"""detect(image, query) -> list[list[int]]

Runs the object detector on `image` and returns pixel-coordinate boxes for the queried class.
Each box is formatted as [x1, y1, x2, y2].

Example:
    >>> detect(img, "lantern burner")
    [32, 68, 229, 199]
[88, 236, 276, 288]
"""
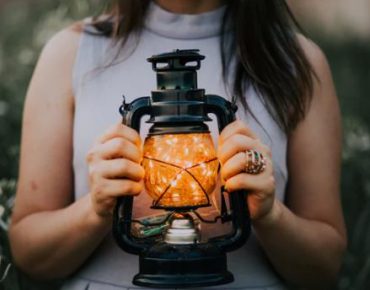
[164, 213, 200, 245]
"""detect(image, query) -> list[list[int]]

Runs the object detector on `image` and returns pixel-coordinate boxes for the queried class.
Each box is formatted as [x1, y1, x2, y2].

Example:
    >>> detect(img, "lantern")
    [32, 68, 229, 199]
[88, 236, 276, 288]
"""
[113, 49, 251, 288]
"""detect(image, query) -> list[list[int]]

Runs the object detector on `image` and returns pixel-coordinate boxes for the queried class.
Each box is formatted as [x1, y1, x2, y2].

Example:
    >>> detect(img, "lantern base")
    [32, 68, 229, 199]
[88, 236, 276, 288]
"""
[134, 273, 233, 289]
[133, 243, 233, 288]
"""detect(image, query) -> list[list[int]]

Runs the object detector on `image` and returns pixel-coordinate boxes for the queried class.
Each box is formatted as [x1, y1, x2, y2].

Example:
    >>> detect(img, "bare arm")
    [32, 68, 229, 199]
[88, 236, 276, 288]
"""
[219, 37, 346, 288]
[9, 26, 143, 279]
[253, 39, 346, 288]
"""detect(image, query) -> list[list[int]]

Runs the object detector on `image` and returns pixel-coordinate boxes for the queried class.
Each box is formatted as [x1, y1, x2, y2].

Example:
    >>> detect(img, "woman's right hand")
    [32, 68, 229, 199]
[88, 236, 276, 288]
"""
[86, 123, 145, 218]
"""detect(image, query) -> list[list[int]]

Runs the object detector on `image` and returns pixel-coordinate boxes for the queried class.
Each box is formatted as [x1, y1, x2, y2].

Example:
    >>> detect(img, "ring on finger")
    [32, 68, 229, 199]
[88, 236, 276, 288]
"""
[244, 149, 266, 175]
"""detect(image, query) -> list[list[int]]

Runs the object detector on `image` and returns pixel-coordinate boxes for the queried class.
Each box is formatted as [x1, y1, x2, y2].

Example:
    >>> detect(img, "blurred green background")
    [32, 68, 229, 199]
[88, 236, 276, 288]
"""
[0, 0, 369, 289]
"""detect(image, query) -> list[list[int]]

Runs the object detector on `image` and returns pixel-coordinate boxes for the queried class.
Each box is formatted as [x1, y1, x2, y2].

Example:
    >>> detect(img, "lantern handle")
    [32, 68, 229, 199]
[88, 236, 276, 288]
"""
[205, 94, 251, 252]
[113, 96, 152, 255]
[204, 94, 237, 131]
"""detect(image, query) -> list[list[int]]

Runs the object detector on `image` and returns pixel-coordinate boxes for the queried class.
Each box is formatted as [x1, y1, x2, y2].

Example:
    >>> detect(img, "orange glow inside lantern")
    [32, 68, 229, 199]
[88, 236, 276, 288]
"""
[112, 50, 251, 289]
[142, 133, 219, 209]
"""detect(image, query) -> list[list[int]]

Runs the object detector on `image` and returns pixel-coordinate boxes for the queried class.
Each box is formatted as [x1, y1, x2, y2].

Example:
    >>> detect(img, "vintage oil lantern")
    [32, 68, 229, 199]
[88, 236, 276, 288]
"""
[113, 49, 251, 288]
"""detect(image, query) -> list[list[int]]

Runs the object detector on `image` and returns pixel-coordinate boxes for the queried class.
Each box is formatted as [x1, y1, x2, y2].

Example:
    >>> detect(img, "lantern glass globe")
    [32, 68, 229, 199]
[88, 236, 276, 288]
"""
[142, 133, 219, 209]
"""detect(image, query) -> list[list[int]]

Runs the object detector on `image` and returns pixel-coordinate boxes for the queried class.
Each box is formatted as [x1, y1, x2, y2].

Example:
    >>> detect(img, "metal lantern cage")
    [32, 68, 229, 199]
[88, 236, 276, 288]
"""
[113, 49, 251, 288]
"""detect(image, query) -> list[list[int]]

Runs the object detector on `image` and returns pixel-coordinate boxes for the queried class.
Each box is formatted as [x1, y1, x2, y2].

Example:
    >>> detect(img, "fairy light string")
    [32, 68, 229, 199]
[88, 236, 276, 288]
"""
[142, 133, 219, 208]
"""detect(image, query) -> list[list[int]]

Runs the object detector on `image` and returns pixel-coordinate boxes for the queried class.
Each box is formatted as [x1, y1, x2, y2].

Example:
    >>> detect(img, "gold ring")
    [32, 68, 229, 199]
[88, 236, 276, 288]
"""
[244, 149, 266, 174]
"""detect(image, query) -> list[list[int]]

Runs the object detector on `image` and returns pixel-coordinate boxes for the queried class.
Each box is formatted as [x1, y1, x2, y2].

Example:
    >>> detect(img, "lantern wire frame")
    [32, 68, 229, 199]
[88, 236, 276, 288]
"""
[142, 133, 220, 209]
[126, 132, 234, 232]
[143, 156, 218, 208]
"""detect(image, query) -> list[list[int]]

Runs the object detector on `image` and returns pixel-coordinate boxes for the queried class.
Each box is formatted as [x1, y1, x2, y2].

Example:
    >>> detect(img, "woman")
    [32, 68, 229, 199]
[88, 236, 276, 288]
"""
[9, 0, 347, 289]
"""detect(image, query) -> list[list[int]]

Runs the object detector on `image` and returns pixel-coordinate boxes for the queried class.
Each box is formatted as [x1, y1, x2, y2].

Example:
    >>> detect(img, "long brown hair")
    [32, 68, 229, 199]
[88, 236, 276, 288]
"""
[91, 0, 314, 133]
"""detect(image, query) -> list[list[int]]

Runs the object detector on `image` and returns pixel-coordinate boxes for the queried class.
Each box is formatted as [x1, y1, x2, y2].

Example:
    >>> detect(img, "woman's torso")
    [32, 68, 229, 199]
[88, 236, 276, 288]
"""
[64, 3, 289, 290]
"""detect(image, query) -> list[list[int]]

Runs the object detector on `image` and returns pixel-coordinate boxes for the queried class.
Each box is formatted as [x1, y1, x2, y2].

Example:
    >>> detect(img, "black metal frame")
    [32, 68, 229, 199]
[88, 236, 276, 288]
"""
[112, 49, 251, 288]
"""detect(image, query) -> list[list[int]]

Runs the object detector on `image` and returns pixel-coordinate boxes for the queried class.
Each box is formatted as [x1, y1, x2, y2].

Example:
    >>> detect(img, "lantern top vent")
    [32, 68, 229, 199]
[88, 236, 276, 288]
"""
[147, 49, 205, 72]
[147, 49, 205, 91]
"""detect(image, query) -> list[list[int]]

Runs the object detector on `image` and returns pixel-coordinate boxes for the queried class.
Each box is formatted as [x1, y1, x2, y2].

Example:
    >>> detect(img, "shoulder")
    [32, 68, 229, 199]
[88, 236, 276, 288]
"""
[29, 22, 85, 103]
[48, 22, 83, 45]
[291, 34, 340, 134]
[296, 34, 332, 84]
[24, 22, 86, 113]
[296, 34, 324, 61]
[38, 22, 83, 71]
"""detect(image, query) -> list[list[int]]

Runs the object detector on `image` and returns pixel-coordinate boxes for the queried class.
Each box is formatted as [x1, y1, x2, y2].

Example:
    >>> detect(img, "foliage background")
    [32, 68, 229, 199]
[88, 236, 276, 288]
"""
[0, 0, 369, 289]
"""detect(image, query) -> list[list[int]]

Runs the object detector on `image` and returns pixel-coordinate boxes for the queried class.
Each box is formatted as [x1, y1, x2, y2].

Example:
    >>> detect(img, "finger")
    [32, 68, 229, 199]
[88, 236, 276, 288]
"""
[98, 123, 141, 147]
[222, 152, 273, 181]
[225, 173, 275, 194]
[99, 137, 142, 162]
[219, 120, 258, 145]
[221, 152, 246, 180]
[218, 134, 258, 165]
[98, 159, 145, 181]
[93, 179, 143, 198]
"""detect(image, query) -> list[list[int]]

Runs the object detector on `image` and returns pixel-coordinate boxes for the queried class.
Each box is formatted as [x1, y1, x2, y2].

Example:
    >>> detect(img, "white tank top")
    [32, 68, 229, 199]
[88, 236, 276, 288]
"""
[66, 2, 289, 290]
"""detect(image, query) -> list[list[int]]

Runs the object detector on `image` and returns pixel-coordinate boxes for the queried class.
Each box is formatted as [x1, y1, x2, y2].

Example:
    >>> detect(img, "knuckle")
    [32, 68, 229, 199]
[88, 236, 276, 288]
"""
[133, 182, 143, 195]
[267, 175, 275, 190]
[131, 129, 141, 141]
[103, 198, 115, 209]
[217, 147, 225, 163]
[237, 151, 246, 161]
[88, 164, 98, 177]
[88, 162, 104, 180]
[92, 182, 105, 197]
[94, 197, 115, 217]
[233, 176, 243, 189]
[231, 183, 239, 193]
[113, 138, 126, 152]
[232, 134, 256, 151]
[121, 181, 140, 195]
[250, 138, 259, 149]
[234, 134, 244, 146]
[235, 120, 245, 129]
[131, 146, 143, 163]
[220, 168, 228, 181]
[125, 126, 141, 144]
[239, 176, 248, 188]
[119, 159, 128, 173]
[91, 193, 98, 203]
[102, 123, 126, 139]
[138, 166, 145, 179]
[94, 194, 104, 205]
[114, 123, 124, 132]
[230, 134, 245, 150]
[121, 181, 131, 194]
[262, 144, 272, 157]
[86, 149, 97, 163]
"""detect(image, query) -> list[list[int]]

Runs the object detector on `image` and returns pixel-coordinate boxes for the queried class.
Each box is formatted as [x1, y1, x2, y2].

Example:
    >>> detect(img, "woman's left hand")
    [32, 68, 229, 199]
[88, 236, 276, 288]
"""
[218, 120, 276, 221]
